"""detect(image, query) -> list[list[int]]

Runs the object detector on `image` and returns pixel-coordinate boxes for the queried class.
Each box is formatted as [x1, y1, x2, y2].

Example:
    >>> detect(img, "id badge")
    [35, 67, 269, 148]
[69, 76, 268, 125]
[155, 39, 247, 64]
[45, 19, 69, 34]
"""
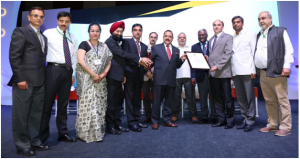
[94, 59, 101, 65]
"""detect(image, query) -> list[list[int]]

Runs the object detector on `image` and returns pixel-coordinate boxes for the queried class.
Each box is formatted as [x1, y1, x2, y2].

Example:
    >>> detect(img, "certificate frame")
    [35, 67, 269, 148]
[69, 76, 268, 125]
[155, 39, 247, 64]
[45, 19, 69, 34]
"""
[185, 51, 210, 70]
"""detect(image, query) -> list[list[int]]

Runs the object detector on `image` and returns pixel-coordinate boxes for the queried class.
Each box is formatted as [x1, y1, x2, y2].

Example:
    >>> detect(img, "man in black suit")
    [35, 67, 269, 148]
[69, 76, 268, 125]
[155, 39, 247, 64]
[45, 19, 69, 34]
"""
[123, 24, 149, 132]
[8, 7, 50, 156]
[150, 30, 187, 130]
[105, 21, 152, 134]
[191, 29, 217, 124]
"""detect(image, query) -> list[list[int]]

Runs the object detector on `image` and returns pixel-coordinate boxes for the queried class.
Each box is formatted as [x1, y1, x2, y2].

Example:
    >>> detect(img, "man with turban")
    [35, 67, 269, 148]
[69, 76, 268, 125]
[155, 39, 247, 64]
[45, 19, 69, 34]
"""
[105, 21, 152, 134]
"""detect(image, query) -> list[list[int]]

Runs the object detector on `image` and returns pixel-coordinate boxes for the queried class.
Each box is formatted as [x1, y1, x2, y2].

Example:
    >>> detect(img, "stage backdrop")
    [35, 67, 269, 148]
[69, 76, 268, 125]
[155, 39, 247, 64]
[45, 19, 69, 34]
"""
[69, 1, 298, 99]
[1, 1, 298, 105]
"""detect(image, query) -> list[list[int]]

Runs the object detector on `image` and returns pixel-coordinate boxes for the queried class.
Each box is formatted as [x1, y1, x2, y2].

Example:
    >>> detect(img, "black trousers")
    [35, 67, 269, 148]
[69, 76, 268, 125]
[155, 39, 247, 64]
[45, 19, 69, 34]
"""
[12, 86, 44, 151]
[151, 85, 174, 124]
[209, 77, 235, 124]
[172, 78, 197, 117]
[106, 78, 123, 128]
[142, 79, 153, 118]
[233, 75, 256, 125]
[124, 71, 143, 127]
[40, 65, 72, 142]
[197, 73, 216, 119]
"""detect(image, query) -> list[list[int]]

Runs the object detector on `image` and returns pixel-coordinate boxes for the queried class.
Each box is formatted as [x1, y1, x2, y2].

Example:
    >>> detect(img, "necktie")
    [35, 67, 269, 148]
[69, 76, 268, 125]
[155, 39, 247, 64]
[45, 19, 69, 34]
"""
[136, 41, 140, 55]
[166, 45, 171, 60]
[202, 43, 206, 55]
[212, 35, 218, 50]
[37, 31, 44, 53]
[63, 31, 72, 70]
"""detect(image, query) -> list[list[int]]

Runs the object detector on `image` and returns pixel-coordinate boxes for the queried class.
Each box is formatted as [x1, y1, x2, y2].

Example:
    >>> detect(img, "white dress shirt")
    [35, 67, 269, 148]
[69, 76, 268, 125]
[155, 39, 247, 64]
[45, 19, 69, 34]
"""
[176, 45, 191, 78]
[44, 26, 78, 76]
[231, 30, 256, 76]
[255, 25, 294, 69]
[164, 43, 173, 55]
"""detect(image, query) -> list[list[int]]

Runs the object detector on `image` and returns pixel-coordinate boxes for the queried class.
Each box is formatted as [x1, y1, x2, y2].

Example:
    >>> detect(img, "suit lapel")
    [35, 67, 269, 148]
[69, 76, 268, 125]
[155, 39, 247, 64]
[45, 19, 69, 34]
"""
[212, 32, 224, 51]
[170, 45, 177, 61]
[131, 38, 139, 56]
[160, 43, 169, 60]
[27, 25, 43, 53]
[235, 32, 247, 49]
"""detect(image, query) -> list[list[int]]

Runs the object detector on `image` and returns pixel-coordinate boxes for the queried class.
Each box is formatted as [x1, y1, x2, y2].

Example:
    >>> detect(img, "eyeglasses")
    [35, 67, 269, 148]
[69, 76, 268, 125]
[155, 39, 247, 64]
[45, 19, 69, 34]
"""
[30, 14, 45, 20]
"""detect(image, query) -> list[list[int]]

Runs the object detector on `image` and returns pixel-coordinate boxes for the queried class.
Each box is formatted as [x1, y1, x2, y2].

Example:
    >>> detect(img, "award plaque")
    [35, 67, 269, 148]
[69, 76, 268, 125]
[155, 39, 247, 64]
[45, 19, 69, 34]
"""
[185, 51, 210, 70]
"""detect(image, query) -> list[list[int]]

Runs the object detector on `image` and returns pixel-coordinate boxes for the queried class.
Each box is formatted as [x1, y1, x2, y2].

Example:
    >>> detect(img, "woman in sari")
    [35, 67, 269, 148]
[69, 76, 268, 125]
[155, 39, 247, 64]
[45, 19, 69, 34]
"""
[76, 23, 112, 143]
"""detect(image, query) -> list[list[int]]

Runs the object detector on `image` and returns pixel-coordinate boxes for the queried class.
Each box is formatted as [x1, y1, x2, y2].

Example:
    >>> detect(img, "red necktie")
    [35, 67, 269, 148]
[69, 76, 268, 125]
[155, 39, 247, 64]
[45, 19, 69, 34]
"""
[166, 45, 171, 60]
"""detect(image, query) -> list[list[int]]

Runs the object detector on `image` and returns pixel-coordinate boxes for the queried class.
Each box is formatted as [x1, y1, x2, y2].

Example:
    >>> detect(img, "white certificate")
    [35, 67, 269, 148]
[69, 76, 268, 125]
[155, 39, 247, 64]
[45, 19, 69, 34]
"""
[186, 52, 210, 70]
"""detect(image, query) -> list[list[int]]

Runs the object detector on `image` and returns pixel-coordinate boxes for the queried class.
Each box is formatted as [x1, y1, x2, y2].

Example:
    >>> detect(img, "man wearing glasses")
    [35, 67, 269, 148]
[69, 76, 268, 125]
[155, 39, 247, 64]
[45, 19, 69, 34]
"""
[8, 6, 50, 156]
[39, 11, 78, 143]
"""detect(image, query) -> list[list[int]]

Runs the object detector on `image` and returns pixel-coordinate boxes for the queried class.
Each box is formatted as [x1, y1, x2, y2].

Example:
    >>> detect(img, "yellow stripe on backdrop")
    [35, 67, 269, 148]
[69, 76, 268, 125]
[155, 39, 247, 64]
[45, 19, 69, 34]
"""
[139, 1, 226, 16]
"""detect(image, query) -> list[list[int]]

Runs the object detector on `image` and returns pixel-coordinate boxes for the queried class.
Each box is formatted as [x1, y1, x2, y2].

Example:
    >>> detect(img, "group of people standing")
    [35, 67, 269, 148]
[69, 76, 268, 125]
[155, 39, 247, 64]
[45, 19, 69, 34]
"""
[8, 6, 293, 157]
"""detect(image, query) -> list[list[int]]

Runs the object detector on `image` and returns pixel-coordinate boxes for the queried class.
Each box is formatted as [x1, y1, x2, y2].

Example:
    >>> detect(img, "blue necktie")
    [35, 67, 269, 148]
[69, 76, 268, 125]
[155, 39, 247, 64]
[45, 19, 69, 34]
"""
[212, 35, 217, 50]
[202, 43, 206, 55]
[63, 31, 72, 70]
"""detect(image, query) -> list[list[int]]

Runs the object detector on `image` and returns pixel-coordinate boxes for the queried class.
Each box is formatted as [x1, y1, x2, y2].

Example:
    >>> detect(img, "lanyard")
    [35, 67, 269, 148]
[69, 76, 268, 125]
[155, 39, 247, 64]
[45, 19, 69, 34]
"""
[56, 28, 73, 44]
[262, 32, 268, 38]
[89, 40, 99, 56]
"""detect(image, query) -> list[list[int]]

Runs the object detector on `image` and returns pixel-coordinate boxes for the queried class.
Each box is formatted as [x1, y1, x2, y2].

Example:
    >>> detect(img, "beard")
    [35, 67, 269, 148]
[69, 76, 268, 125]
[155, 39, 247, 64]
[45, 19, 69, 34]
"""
[259, 23, 266, 29]
[112, 33, 123, 41]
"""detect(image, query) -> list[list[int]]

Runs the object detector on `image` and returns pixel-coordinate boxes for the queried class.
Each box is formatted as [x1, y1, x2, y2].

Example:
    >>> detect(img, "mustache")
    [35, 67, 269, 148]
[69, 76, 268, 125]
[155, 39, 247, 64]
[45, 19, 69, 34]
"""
[61, 25, 66, 27]
[165, 39, 170, 41]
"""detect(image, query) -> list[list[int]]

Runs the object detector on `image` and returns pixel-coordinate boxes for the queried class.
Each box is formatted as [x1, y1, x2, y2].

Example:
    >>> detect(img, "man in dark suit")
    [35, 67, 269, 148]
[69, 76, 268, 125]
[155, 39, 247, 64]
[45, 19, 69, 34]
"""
[8, 7, 50, 156]
[105, 21, 152, 134]
[191, 29, 217, 124]
[150, 30, 187, 130]
[123, 23, 149, 132]
[208, 20, 234, 129]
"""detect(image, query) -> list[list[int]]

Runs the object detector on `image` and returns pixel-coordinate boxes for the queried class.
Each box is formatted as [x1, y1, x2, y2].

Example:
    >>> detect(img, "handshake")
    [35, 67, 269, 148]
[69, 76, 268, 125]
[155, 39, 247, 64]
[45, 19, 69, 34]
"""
[139, 57, 153, 67]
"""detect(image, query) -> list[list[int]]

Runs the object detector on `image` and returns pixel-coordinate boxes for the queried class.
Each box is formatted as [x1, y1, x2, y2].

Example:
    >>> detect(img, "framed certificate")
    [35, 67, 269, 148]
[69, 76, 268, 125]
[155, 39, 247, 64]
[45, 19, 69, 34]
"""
[185, 51, 210, 70]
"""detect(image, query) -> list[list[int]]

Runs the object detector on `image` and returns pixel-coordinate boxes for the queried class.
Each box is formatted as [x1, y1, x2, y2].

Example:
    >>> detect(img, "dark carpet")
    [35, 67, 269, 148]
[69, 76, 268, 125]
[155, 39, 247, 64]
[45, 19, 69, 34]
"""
[1, 100, 298, 158]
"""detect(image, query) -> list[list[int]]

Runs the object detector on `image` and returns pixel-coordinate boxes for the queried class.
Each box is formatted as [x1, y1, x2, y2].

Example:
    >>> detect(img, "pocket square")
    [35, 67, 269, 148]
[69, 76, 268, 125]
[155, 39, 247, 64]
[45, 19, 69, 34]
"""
[175, 53, 179, 55]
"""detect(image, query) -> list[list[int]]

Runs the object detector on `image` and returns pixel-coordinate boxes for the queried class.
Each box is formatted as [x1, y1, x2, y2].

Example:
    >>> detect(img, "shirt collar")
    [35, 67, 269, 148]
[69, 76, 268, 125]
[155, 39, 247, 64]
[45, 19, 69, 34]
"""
[200, 40, 208, 45]
[133, 37, 140, 43]
[30, 24, 39, 33]
[260, 24, 274, 34]
[164, 43, 172, 48]
[234, 29, 245, 37]
[56, 26, 68, 34]
[177, 45, 188, 48]
[215, 31, 223, 37]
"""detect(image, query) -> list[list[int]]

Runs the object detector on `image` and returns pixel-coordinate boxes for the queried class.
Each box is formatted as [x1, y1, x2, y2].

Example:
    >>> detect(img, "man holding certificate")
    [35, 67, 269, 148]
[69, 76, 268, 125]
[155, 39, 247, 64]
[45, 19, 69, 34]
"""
[150, 30, 187, 130]
[208, 20, 235, 129]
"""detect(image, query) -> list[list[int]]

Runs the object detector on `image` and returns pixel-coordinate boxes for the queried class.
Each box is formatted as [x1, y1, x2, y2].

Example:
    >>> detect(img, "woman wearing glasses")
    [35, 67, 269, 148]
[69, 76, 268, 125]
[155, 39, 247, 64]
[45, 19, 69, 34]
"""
[76, 22, 112, 143]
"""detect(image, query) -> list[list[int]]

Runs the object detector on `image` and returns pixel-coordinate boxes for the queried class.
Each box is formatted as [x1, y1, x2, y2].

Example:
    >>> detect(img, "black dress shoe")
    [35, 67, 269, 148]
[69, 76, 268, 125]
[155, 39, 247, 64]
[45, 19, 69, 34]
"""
[212, 123, 225, 127]
[58, 134, 77, 142]
[224, 124, 235, 129]
[32, 144, 50, 151]
[211, 118, 218, 124]
[199, 119, 209, 124]
[106, 127, 121, 135]
[129, 125, 142, 132]
[115, 126, 129, 132]
[17, 148, 36, 156]
[138, 123, 148, 128]
[236, 123, 246, 129]
[244, 125, 254, 132]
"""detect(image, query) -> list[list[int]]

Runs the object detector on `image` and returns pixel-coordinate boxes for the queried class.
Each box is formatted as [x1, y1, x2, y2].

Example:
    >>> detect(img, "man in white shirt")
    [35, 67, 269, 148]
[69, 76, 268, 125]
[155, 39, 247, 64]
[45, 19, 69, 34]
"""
[40, 11, 77, 143]
[231, 16, 256, 132]
[255, 11, 294, 136]
[172, 32, 198, 123]
[142, 32, 157, 123]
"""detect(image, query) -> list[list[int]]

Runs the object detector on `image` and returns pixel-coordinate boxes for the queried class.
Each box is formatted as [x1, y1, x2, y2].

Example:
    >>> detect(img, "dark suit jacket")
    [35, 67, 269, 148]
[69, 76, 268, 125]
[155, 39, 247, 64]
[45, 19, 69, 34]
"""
[191, 41, 210, 82]
[150, 43, 183, 87]
[123, 38, 148, 82]
[8, 25, 48, 87]
[105, 36, 140, 82]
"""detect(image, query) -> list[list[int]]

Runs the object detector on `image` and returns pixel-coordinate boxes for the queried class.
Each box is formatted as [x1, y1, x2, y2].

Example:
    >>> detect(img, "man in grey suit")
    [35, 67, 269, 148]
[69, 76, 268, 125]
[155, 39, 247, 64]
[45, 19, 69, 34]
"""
[208, 20, 234, 129]
[8, 7, 50, 156]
